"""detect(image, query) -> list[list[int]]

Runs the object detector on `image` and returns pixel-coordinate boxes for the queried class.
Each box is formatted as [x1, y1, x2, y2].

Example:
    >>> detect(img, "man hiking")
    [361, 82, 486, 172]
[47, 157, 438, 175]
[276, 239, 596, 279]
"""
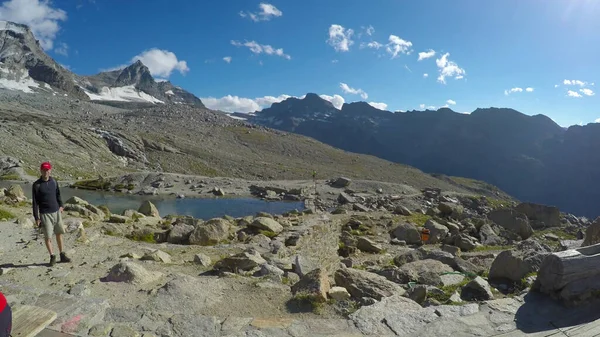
[32, 162, 71, 266]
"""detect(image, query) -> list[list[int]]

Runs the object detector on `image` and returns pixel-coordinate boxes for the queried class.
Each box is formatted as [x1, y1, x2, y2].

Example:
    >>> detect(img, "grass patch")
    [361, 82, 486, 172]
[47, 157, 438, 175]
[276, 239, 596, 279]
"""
[533, 229, 576, 240]
[259, 230, 278, 238]
[127, 232, 157, 243]
[428, 274, 475, 304]
[0, 208, 16, 219]
[0, 174, 20, 181]
[404, 213, 431, 226]
[72, 179, 112, 191]
[291, 292, 326, 315]
[473, 245, 513, 252]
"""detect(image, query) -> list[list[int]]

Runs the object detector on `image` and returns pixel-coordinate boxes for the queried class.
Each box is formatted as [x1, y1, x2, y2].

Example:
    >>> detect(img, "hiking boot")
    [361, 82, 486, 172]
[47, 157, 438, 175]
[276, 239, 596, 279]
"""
[49, 254, 56, 266]
[60, 252, 71, 263]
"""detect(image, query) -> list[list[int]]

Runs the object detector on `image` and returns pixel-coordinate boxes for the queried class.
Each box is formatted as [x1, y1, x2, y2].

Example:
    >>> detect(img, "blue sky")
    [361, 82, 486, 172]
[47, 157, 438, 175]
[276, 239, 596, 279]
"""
[1, 0, 599, 126]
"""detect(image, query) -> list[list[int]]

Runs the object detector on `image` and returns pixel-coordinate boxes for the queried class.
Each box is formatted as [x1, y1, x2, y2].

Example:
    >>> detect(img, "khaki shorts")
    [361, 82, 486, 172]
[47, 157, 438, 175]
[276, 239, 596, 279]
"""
[40, 211, 65, 239]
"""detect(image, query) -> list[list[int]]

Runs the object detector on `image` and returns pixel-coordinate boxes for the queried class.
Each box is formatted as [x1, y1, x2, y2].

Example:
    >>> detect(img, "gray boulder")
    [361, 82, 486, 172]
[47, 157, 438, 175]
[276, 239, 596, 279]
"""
[291, 268, 330, 302]
[424, 219, 449, 244]
[453, 234, 479, 251]
[193, 253, 212, 267]
[248, 217, 284, 234]
[189, 218, 231, 246]
[488, 240, 550, 282]
[515, 202, 560, 229]
[461, 276, 494, 301]
[479, 223, 504, 246]
[582, 217, 600, 247]
[391, 223, 422, 244]
[331, 177, 352, 188]
[214, 249, 266, 273]
[394, 205, 412, 216]
[488, 209, 533, 240]
[334, 267, 405, 301]
[105, 261, 162, 285]
[357, 237, 383, 253]
[138, 200, 160, 217]
[167, 224, 195, 244]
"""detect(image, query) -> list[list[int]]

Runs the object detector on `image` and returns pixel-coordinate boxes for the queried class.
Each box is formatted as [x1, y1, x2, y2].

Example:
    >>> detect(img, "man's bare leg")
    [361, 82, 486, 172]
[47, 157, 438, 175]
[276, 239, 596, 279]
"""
[56, 234, 64, 253]
[45, 238, 54, 255]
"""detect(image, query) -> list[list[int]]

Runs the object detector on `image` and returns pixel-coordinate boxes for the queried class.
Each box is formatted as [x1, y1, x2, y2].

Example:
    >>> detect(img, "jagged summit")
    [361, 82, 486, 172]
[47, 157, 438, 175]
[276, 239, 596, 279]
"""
[77, 60, 204, 107]
[0, 20, 87, 98]
[0, 20, 204, 107]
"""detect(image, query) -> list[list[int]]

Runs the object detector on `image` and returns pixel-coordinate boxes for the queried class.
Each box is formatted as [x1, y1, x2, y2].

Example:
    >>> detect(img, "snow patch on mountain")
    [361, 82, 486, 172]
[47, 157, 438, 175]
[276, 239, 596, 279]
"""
[83, 85, 164, 104]
[0, 21, 27, 35]
[0, 76, 39, 93]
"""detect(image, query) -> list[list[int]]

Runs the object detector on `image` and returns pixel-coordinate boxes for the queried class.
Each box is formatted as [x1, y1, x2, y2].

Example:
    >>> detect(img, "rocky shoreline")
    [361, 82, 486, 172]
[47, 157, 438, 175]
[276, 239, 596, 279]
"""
[1, 178, 599, 336]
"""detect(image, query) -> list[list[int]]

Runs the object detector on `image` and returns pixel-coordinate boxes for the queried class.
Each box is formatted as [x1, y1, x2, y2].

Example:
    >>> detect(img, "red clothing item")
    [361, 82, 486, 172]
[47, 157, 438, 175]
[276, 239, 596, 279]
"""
[0, 292, 6, 313]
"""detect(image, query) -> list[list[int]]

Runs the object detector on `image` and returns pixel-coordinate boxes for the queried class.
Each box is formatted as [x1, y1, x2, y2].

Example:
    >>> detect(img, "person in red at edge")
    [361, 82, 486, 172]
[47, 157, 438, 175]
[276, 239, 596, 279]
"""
[32, 162, 71, 266]
[0, 291, 11, 337]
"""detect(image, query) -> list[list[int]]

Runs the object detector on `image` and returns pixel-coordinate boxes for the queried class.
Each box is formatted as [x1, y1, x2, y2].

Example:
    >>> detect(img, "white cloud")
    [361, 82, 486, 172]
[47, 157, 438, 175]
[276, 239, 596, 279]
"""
[239, 2, 282, 22]
[567, 90, 583, 98]
[526, 87, 534, 92]
[361, 41, 383, 49]
[231, 40, 291, 60]
[563, 79, 588, 87]
[0, 0, 67, 50]
[99, 64, 127, 72]
[223, 56, 232, 63]
[54, 42, 68, 56]
[368, 102, 388, 110]
[201, 94, 293, 113]
[131, 49, 189, 78]
[365, 25, 374, 36]
[340, 82, 368, 99]
[435, 53, 466, 84]
[554, 84, 559, 88]
[331, 59, 339, 63]
[386, 34, 412, 59]
[418, 49, 436, 61]
[446, 99, 456, 105]
[423, 73, 429, 78]
[201, 93, 346, 112]
[419, 104, 425, 109]
[580, 88, 595, 96]
[327, 24, 354, 52]
[595, 118, 600, 123]
[504, 87, 523, 95]
[318, 94, 345, 109]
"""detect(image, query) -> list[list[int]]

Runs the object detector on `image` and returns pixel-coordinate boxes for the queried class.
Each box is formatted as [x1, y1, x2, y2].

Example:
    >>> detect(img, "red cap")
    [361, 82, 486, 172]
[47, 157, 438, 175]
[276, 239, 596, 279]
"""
[40, 162, 52, 171]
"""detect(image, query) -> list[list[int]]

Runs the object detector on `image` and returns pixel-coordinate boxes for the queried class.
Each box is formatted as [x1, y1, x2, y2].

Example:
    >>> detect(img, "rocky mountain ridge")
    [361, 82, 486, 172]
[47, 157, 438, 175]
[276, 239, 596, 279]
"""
[248, 94, 600, 218]
[0, 20, 204, 107]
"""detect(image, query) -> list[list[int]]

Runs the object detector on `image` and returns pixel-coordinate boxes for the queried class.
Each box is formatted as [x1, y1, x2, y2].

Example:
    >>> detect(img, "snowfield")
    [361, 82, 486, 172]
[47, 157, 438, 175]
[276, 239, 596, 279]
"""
[83, 85, 164, 104]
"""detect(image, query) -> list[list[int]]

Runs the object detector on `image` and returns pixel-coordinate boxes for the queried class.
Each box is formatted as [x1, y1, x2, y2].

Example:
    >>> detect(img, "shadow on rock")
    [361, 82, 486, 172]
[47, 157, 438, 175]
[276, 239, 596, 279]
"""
[515, 292, 600, 333]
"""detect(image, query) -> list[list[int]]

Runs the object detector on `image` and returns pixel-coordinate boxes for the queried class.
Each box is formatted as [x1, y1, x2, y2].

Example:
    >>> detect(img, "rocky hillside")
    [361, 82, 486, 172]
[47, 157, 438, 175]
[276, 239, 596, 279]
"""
[249, 94, 600, 218]
[0, 175, 596, 336]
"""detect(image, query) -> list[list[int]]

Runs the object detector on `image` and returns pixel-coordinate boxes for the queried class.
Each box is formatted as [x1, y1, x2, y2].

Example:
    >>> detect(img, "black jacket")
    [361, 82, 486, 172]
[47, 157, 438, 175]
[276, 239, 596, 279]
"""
[32, 177, 63, 221]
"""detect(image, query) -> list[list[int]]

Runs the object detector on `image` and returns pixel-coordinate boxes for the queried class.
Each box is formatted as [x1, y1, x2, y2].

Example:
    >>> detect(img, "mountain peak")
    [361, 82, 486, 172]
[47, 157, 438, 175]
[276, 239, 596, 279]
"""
[115, 61, 154, 87]
[0, 21, 31, 36]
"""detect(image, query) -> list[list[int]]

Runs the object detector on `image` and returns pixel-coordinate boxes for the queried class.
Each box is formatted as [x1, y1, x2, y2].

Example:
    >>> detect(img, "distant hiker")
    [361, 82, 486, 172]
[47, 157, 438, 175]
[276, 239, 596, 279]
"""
[0, 291, 11, 337]
[32, 162, 71, 266]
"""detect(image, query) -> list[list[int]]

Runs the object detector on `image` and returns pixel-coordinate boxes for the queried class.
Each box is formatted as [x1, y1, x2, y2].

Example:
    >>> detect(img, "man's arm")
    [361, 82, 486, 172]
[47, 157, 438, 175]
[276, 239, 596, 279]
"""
[55, 180, 63, 209]
[32, 183, 39, 222]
